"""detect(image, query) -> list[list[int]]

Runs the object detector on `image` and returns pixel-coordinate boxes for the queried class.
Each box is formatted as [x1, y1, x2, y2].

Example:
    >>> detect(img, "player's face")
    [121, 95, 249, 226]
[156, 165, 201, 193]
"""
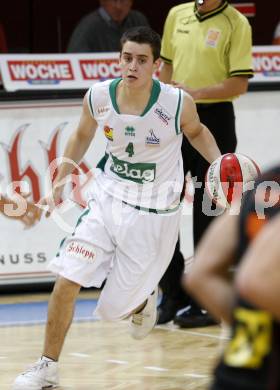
[196, 0, 223, 13]
[120, 41, 160, 88]
[100, 0, 132, 24]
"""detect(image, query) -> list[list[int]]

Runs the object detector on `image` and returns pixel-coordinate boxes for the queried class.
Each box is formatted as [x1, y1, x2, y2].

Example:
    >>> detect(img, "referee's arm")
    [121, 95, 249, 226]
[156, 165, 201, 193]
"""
[158, 60, 173, 84]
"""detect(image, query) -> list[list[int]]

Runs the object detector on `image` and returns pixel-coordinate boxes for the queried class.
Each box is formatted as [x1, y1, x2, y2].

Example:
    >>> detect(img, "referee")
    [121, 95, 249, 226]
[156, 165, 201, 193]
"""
[158, 0, 254, 328]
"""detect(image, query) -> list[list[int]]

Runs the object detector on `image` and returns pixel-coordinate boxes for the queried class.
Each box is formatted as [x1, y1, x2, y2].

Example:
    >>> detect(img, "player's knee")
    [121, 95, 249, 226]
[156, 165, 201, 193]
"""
[96, 301, 126, 321]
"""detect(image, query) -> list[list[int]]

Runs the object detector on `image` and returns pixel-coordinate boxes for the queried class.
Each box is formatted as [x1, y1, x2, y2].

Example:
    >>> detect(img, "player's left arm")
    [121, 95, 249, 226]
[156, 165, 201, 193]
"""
[186, 212, 239, 324]
[180, 93, 221, 163]
[236, 213, 280, 321]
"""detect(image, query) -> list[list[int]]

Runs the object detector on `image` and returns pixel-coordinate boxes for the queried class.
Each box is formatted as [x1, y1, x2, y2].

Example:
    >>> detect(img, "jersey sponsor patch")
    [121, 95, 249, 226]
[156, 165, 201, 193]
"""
[205, 29, 221, 48]
[154, 104, 172, 126]
[110, 154, 156, 183]
[97, 105, 110, 115]
[65, 241, 96, 262]
[146, 129, 160, 146]
[104, 125, 113, 141]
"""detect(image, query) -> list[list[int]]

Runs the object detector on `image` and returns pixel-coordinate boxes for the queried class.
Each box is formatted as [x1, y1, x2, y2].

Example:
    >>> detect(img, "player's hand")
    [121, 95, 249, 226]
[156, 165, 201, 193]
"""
[0, 193, 42, 228]
[21, 193, 43, 228]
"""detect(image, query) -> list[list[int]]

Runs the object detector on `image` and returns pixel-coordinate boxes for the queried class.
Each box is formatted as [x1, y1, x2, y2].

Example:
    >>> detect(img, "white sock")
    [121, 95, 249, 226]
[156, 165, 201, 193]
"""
[41, 355, 57, 363]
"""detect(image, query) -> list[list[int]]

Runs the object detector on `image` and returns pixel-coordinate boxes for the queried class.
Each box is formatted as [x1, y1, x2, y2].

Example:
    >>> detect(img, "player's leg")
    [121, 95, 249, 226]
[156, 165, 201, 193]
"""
[43, 277, 81, 360]
[12, 277, 81, 390]
[13, 194, 115, 389]
[95, 204, 181, 339]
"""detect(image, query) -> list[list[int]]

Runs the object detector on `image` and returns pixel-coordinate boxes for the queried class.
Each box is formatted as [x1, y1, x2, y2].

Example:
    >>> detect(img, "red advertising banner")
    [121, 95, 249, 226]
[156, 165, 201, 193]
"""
[0, 47, 279, 92]
[8, 60, 74, 83]
[79, 58, 121, 80]
[232, 2, 256, 17]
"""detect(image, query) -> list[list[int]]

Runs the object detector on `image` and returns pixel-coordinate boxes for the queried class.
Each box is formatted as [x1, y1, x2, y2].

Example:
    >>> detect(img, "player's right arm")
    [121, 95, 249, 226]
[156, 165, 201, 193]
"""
[40, 93, 98, 217]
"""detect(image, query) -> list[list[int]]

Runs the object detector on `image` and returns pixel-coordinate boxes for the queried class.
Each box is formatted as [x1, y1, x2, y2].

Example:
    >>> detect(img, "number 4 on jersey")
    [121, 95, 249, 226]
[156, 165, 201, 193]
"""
[125, 142, 134, 157]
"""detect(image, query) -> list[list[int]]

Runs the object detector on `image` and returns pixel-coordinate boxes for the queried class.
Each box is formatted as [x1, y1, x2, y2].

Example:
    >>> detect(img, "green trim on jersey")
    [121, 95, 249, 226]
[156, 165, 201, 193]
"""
[109, 78, 161, 116]
[142, 79, 161, 116]
[175, 89, 182, 135]
[109, 78, 122, 113]
[96, 152, 109, 172]
[123, 200, 181, 215]
[87, 87, 94, 117]
[160, 1, 254, 103]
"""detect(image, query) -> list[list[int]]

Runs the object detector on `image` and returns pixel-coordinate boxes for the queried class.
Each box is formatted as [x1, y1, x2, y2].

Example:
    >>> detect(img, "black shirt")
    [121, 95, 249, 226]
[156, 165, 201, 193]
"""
[212, 166, 280, 390]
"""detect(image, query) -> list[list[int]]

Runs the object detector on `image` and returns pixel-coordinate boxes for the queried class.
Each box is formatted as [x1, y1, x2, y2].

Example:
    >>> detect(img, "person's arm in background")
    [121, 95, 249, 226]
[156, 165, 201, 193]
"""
[158, 7, 175, 85]
[186, 212, 238, 324]
[236, 213, 280, 321]
[159, 62, 173, 84]
[180, 93, 221, 163]
[272, 21, 280, 45]
[173, 76, 248, 101]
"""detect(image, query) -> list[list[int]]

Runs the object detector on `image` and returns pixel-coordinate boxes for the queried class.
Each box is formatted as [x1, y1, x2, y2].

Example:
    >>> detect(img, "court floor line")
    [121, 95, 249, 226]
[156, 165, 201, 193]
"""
[157, 325, 229, 340]
[0, 299, 98, 327]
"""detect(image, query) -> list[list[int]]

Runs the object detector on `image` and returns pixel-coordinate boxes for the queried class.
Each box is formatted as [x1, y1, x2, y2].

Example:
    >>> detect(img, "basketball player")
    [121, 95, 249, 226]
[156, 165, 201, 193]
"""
[13, 26, 221, 389]
[185, 166, 280, 389]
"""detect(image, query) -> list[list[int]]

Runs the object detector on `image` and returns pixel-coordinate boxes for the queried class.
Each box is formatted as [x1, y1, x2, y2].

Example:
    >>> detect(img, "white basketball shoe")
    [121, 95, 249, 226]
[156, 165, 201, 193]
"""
[129, 288, 158, 340]
[12, 356, 59, 390]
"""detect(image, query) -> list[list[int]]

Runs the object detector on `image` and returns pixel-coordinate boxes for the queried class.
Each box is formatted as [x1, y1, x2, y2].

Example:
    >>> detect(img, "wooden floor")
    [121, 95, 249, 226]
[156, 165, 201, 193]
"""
[1, 291, 228, 390]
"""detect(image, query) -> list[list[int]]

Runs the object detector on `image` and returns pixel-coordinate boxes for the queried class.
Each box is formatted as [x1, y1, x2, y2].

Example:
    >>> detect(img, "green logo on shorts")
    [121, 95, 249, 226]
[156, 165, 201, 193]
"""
[110, 154, 156, 184]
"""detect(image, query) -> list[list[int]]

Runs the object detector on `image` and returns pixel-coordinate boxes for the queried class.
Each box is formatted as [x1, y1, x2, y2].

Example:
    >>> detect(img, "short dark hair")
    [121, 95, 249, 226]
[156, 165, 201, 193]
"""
[120, 26, 161, 61]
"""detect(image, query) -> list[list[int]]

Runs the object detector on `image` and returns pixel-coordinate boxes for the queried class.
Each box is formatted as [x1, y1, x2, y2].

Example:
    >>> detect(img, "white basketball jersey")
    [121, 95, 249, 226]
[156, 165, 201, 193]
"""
[87, 78, 184, 211]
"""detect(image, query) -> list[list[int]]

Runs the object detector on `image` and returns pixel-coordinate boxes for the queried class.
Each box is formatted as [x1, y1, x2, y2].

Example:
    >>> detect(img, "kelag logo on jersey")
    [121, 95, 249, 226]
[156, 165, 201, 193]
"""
[110, 154, 156, 184]
[104, 125, 113, 141]
[154, 106, 171, 125]
[146, 129, 160, 146]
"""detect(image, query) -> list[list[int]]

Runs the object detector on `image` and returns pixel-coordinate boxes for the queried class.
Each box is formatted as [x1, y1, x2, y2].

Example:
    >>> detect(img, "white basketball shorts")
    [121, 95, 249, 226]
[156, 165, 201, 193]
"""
[48, 183, 181, 321]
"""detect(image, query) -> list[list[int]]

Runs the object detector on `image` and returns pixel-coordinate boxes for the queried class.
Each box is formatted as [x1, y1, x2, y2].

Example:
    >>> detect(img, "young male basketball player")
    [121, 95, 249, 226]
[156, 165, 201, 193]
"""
[13, 26, 221, 389]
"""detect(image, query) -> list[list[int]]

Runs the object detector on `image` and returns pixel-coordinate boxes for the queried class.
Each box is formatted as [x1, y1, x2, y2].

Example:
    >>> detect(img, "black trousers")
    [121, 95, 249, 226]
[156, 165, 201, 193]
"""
[159, 102, 237, 301]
